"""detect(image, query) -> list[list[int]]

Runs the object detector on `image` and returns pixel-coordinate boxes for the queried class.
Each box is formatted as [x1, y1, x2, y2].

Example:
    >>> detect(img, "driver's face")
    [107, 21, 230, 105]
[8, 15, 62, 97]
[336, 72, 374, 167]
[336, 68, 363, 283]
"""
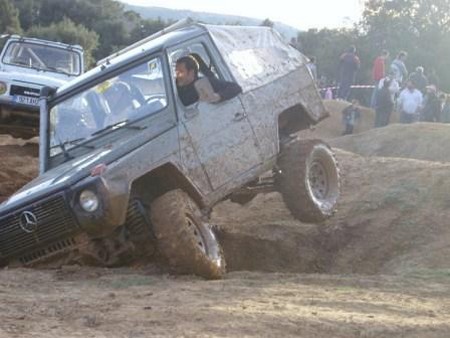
[176, 63, 195, 87]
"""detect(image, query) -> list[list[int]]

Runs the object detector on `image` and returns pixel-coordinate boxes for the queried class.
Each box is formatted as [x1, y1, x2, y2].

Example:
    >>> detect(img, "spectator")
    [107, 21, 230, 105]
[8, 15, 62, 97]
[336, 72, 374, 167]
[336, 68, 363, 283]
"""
[378, 73, 400, 100]
[421, 85, 441, 122]
[390, 51, 408, 85]
[306, 56, 318, 81]
[374, 78, 394, 128]
[409, 66, 428, 94]
[341, 99, 361, 135]
[428, 68, 440, 90]
[441, 94, 450, 123]
[370, 50, 390, 108]
[337, 45, 360, 101]
[397, 80, 423, 124]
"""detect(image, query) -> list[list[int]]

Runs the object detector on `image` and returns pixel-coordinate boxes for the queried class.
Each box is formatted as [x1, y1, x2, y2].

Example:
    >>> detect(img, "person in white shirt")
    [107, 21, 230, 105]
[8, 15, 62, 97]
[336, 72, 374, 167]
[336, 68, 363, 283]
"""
[397, 80, 423, 123]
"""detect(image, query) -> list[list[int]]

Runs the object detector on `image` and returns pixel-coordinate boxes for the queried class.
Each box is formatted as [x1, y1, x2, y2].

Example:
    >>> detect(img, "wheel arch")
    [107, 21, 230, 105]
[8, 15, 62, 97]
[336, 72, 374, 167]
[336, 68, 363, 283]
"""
[129, 162, 205, 208]
[277, 103, 315, 138]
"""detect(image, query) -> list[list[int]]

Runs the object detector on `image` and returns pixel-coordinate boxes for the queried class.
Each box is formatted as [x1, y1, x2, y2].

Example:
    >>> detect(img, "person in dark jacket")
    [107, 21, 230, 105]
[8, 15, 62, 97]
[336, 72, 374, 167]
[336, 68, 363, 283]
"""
[337, 45, 360, 101]
[421, 85, 441, 122]
[374, 77, 394, 127]
[409, 66, 428, 94]
[175, 55, 242, 106]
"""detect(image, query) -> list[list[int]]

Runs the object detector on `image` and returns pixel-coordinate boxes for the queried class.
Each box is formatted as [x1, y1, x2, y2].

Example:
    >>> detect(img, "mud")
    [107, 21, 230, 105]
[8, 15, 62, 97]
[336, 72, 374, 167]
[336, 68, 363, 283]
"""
[1, 103, 450, 337]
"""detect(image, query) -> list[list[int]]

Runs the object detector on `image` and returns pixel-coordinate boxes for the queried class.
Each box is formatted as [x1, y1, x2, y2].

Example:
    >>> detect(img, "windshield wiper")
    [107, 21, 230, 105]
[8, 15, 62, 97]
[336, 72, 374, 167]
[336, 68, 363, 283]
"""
[45, 65, 73, 76]
[50, 137, 95, 161]
[92, 119, 146, 137]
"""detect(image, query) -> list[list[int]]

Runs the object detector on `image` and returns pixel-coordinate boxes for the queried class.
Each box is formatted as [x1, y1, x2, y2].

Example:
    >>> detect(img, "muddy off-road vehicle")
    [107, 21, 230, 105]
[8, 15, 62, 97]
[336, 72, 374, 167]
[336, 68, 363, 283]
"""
[0, 20, 340, 279]
[0, 35, 84, 138]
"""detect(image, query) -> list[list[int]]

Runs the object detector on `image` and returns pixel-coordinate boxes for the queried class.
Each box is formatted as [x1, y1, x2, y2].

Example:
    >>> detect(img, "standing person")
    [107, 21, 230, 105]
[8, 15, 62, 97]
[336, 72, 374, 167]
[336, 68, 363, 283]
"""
[337, 45, 360, 101]
[421, 85, 441, 122]
[441, 94, 450, 123]
[306, 56, 318, 82]
[378, 72, 400, 100]
[397, 80, 423, 123]
[341, 99, 361, 135]
[374, 78, 394, 127]
[390, 51, 408, 85]
[428, 68, 440, 90]
[370, 50, 390, 108]
[409, 66, 428, 94]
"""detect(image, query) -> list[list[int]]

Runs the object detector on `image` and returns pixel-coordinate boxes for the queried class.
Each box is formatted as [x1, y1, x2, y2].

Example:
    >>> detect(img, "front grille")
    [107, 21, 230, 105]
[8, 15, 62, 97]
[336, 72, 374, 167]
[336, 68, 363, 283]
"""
[0, 194, 79, 258]
[19, 237, 76, 265]
[9, 85, 40, 97]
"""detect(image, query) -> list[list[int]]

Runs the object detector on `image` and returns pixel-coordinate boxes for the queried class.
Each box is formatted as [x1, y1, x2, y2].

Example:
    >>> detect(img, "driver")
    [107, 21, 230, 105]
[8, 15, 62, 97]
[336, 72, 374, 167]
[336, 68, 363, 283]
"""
[175, 55, 242, 106]
[102, 80, 136, 125]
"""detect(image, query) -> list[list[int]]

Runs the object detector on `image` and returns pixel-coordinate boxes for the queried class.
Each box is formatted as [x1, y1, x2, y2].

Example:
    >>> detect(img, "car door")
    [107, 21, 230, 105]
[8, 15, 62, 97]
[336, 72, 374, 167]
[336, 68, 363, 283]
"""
[168, 39, 262, 190]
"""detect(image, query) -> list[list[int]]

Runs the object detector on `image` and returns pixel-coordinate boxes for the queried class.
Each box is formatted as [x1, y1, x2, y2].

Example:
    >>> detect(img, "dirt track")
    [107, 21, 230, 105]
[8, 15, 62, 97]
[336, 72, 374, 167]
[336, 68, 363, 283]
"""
[2, 268, 449, 338]
[1, 101, 450, 337]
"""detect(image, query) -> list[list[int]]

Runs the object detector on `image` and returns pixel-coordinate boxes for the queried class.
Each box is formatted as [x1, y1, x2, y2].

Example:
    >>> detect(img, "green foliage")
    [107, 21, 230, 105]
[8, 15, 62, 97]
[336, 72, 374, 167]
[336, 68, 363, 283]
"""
[260, 18, 274, 28]
[0, 0, 22, 34]
[27, 17, 99, 68]
[299, 0, 450, 91]
[10, 0, 171, 67]
[299, 28, 360, 84]
[129, 17, 167, 43]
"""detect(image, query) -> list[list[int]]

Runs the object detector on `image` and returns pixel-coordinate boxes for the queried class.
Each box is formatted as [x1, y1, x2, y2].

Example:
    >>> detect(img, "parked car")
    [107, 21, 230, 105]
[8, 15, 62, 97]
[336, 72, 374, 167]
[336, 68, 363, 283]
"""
[0, 35, 84, 138]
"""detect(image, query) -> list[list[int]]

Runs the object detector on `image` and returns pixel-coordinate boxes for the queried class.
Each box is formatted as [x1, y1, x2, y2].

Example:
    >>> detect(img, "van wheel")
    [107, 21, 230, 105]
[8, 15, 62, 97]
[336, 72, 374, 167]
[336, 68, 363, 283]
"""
[275, 139, 340, 223]
[150, 189, 226, 279]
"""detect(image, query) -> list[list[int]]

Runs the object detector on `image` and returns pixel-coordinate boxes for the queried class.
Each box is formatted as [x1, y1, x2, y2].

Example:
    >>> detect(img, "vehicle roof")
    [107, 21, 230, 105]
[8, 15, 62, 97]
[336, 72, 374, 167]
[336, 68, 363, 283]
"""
[54, 22, 305, 99]
[4, 35, 83, 51]
[55, 25, 207, 98]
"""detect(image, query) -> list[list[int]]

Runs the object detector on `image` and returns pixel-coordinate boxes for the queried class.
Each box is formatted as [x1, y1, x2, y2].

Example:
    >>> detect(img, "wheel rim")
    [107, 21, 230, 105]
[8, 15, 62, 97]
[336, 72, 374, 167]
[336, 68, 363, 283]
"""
[308, 160, 329, 201]
[186, 215, 207, 255]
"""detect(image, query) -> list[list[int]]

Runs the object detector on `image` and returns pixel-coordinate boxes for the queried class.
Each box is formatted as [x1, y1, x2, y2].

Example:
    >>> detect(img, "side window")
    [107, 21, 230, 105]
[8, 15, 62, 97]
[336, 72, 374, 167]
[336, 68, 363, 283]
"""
[169, 43, 221, 80]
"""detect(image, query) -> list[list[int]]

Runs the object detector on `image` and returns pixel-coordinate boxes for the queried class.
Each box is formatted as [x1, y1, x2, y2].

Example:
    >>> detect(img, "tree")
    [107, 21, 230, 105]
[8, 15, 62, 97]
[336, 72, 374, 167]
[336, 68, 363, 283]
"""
[129, 17, 168, 42]
[260, 18, 274, 28]
[0, 0, 22, 34]
[27, 17, 99, 68]
[361, 0, 450, 90]
[299, 28, 360, 84]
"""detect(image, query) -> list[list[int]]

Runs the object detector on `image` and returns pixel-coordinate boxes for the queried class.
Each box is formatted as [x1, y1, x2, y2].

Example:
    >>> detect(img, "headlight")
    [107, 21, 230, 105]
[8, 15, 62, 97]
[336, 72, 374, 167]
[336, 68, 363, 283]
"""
[79, 190, 99, 212]
[0, 82, 7, 95]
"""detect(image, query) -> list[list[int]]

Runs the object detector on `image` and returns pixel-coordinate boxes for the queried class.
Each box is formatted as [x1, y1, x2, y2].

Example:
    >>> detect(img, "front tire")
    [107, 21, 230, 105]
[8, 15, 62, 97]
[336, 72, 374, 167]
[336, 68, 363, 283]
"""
[150, 189, 226, 279]
[276, 139, 340, 223]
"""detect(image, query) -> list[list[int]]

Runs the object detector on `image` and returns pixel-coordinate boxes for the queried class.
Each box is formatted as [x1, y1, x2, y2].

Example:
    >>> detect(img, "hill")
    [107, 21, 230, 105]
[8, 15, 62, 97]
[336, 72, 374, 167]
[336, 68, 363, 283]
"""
[122, 4, 300, 40]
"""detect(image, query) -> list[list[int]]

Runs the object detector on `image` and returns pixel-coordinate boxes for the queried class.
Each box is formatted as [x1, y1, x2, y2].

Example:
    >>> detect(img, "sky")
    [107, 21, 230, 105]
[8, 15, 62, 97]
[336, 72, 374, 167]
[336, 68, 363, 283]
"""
[120, 0, 364, 30]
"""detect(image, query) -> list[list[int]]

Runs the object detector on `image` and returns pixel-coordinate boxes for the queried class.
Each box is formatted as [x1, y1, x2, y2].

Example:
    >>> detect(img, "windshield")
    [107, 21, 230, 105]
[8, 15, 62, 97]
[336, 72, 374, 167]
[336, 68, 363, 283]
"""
[2, 41, 82, 76]
[48, 56, 167, 157]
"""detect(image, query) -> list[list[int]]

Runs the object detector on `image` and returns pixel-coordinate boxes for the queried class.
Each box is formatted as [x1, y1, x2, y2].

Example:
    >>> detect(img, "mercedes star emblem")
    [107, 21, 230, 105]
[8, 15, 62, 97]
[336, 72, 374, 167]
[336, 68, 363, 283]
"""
[19, 211, 38, 233]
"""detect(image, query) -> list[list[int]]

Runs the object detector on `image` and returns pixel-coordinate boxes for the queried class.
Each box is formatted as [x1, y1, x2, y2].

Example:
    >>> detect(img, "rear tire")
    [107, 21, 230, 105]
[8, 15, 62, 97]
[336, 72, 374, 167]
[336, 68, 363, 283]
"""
[150, 189, 226, 279]
[276, 139, 340, 223]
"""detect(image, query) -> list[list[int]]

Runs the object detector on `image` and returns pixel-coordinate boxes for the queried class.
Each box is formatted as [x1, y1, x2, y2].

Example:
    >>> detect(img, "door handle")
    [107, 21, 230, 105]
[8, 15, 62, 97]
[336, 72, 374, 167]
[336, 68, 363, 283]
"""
[233, 112, 246, 122]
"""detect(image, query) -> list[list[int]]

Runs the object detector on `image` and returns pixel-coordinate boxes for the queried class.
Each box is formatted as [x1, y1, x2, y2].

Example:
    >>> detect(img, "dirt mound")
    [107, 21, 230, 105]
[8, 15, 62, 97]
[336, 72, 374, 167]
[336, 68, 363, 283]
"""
[0, 136, 39, 202]
[330, 122, 450, 162]
[213, 148, 450, 275]
[300, 100, 377, 139]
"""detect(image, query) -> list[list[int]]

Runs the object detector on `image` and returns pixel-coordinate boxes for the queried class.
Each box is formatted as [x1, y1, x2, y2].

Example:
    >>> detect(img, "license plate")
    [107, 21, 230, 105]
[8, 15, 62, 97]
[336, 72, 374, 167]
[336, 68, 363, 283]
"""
[13, 95, 39, 106]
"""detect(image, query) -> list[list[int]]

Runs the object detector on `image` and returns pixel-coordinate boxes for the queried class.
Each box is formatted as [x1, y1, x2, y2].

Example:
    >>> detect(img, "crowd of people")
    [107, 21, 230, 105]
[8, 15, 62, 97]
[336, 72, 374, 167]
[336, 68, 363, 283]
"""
[309, 46, 450, 135]
[368, 49, 449, 128]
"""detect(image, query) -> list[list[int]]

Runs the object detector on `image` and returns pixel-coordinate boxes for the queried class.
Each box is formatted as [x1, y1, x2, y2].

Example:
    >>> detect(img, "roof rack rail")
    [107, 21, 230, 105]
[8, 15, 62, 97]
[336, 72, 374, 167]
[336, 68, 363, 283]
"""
[96, 18, 196, 66]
